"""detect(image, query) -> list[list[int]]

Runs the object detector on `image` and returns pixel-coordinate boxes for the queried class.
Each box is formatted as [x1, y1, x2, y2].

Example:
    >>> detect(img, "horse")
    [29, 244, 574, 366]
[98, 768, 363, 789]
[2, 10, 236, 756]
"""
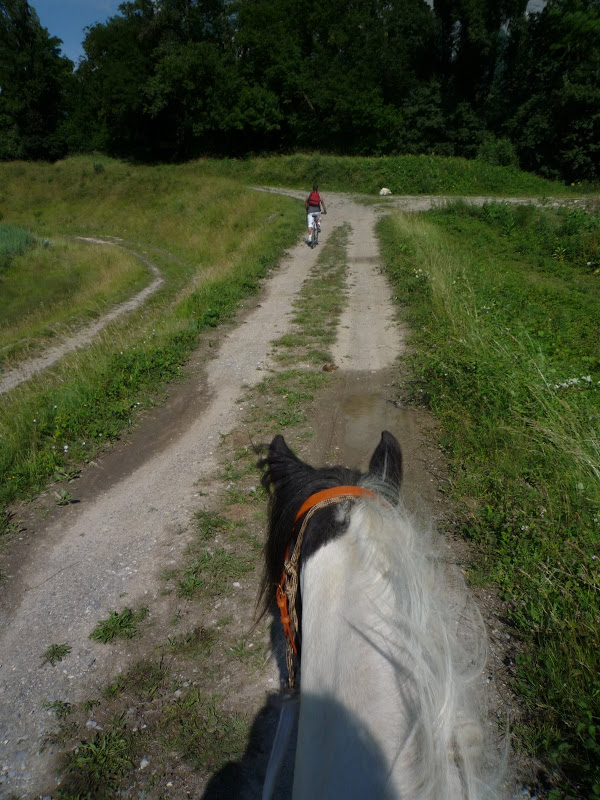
[258, 431, 498, 800]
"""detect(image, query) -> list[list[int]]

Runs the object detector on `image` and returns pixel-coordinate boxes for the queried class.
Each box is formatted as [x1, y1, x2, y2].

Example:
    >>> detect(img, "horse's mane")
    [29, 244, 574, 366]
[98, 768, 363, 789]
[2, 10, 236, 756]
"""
[342, 489, 497, 798]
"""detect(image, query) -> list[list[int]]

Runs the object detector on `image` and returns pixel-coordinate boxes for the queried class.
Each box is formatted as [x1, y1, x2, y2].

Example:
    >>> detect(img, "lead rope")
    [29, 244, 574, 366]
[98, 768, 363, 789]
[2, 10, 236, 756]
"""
[279, 491, 376, 690]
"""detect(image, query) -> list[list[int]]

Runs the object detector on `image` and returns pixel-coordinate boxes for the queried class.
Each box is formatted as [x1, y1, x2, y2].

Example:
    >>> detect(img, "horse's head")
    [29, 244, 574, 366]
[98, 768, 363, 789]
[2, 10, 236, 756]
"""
[258, 431, 403, 621]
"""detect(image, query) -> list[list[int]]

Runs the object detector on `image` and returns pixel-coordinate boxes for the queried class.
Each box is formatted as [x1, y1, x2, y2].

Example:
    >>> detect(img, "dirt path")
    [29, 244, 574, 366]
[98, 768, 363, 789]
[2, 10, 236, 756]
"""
[0, 193, 522, 798]
[0, 237, 163, 395]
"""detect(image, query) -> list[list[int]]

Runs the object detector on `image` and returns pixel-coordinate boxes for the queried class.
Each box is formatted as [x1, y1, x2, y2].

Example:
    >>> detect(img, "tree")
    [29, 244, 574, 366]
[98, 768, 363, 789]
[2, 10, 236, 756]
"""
[73, 0, 240, 159]
[500, 0, 600, 181]
[0, 0, 73, 160]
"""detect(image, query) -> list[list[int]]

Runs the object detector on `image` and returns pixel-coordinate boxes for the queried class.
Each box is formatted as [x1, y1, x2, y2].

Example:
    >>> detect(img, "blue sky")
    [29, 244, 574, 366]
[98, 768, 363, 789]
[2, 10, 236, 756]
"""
[31, 0, 123, 63]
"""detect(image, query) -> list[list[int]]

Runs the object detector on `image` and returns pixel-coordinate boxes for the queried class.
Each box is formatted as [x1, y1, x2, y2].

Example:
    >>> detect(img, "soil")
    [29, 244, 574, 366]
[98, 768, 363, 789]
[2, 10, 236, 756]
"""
[0, 191, 545, 799]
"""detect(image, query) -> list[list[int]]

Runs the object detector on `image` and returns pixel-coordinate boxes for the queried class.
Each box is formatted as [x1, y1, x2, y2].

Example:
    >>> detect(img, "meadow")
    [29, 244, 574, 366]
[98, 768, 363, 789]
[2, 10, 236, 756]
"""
[0, 156, 300, 514]
[378, 202, 600, 798]
[1, 154, 597, 796]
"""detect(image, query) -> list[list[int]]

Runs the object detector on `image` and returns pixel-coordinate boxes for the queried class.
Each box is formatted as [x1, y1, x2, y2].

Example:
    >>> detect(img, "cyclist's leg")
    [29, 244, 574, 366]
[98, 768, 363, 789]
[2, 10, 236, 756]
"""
[306, 210, 314, 243]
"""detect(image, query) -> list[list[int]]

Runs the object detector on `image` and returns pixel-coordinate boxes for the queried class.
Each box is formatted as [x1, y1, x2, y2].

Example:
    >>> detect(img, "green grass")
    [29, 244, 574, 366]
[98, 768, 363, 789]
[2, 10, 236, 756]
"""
[101, 658, 168, 701]
[161, 690, 248, 772]
[177, 547, 253, 599]
[0, 238, 148, 367]
[60, 730, 133, 798]
[44, 700, 74, 719]
[202, 153, 576, 196]
[378, 202, 600, 798]
[89, 607, 149, 643]
[241, 225, 348, 442]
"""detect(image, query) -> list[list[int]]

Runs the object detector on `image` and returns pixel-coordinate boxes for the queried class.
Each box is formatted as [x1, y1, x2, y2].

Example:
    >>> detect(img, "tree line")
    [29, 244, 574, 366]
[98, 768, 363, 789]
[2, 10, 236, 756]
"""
[1, 0, 599, 182]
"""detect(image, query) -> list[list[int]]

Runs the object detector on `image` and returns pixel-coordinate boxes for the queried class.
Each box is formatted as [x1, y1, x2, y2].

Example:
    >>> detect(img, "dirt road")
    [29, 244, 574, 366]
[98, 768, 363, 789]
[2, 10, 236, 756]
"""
[0, 192, 521, 798]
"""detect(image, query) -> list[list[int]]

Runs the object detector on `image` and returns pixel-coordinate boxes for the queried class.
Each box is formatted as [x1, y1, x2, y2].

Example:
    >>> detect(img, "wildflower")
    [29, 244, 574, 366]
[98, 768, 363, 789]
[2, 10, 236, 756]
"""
[63, 445, 68, 452]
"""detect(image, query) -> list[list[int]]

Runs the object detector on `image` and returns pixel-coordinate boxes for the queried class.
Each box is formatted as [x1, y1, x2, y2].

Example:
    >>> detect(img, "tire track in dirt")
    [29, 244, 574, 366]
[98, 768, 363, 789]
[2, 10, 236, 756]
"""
[0, 237, 163, 396]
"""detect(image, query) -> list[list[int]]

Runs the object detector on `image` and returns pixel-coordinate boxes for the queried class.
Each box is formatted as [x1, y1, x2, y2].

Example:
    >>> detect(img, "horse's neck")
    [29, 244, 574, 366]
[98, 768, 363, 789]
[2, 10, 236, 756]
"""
[294, 529, 418, 800]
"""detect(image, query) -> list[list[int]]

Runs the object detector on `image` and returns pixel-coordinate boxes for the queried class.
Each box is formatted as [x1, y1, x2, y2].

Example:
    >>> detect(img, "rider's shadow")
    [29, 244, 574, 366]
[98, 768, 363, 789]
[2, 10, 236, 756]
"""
[200, 608, 297, 799]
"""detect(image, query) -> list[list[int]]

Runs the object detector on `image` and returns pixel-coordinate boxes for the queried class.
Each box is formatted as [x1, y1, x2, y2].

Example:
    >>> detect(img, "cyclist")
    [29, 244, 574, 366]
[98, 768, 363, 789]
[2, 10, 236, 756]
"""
[305, 184, 327, 245]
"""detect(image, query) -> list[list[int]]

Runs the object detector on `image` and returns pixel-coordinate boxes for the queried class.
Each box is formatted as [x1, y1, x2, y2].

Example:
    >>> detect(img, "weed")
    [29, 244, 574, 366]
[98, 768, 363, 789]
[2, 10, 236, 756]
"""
[53, 467, 81, 483]
[167, 625, 218, 658]
[177, 548, 252, 599]
[196, 509, 235, 541]
[0, 222, 35, 272]
[89, 607, 149, 643]
[54, 489, 74, 506]
[61, 730, 133, 797]
[227, 635, 267, 668]
[102, 658, 168, 700]
[44, 700, 73, 719]
[41, 643, 72, 667]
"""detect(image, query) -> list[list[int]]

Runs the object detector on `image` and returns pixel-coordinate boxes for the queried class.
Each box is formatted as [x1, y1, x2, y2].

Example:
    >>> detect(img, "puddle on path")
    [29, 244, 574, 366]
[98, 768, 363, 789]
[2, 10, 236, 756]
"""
[310, 370, 444, 516]
[337, 391, 407, 469]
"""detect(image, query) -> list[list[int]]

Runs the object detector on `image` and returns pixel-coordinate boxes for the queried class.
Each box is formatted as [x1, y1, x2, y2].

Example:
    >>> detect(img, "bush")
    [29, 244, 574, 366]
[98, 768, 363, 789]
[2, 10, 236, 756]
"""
[477, 134, 520, 169]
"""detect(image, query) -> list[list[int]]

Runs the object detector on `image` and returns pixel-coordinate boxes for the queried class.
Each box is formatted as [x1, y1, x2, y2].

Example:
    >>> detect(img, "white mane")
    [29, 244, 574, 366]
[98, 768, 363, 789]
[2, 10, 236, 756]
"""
[294, 490, 500, 800]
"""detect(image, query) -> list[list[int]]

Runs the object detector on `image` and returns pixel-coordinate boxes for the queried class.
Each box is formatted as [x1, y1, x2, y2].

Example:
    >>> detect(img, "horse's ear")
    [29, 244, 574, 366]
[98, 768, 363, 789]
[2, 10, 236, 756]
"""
[263, 434, 312, 489]
[368, 431, 402, 500]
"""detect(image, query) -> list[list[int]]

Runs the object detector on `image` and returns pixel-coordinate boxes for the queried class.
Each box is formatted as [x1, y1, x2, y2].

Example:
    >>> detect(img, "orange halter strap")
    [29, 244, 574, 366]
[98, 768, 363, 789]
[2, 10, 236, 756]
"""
[276, 485, 377, 689]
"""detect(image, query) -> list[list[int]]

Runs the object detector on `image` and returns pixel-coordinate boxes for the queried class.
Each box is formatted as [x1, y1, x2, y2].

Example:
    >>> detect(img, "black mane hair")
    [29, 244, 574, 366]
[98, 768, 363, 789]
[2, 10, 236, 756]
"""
[257, 431, 403, 622]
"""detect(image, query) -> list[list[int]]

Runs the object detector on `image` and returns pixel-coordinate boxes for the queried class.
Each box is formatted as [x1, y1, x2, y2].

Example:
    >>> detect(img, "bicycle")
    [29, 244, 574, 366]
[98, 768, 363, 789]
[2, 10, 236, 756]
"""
[309, 213, 320, 248]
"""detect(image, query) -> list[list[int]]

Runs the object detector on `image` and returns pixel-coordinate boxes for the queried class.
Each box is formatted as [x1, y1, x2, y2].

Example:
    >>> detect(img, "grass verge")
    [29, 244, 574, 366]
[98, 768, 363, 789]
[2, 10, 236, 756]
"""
[378, 201, 600, 799]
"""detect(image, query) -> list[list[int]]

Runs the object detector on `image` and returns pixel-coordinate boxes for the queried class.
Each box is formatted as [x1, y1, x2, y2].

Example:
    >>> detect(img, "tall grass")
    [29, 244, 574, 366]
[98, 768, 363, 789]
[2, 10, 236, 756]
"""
[379, 203, 600, 798]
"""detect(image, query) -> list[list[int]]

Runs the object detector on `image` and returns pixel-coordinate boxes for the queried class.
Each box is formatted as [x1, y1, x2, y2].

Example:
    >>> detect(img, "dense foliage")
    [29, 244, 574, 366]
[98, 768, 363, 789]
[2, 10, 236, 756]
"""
[1, 0, 599, 181]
